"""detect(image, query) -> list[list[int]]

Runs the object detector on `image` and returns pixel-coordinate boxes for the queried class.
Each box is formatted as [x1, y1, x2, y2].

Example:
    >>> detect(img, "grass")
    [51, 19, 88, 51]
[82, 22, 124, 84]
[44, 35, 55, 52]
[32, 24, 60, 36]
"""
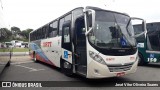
[12, 48, 29, 52]
[0, 48, 11, 52]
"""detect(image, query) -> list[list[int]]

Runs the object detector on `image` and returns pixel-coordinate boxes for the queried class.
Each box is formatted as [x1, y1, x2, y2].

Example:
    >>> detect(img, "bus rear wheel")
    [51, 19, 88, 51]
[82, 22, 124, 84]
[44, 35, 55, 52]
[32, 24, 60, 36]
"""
[33, 52, 37, 62]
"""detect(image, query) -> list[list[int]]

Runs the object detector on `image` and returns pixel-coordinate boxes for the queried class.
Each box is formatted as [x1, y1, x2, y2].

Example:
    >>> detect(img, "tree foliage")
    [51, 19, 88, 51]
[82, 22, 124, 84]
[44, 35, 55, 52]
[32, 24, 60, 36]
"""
[20, 29, 33, 39]
[0, 28, 12, 41]
[11, 26, 21, 34]
[1, 26, 33, 42]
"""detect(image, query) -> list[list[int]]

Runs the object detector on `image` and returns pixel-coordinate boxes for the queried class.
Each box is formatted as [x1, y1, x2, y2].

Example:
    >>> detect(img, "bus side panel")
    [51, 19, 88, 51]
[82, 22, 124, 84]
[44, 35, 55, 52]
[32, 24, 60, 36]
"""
[40, 36, 61, 68]
[137, 43, 148, 63]
[146, 52, 160, 63]
[61, 48, 72, 64]
[29, 41, 55, 66]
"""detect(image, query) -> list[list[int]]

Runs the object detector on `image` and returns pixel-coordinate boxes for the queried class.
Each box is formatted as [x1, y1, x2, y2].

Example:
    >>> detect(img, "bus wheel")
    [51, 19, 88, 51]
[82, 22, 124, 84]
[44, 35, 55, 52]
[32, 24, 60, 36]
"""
[138, 53, 148, 66]
[60, 58, 73, 76]
[33, 52, 37, 62]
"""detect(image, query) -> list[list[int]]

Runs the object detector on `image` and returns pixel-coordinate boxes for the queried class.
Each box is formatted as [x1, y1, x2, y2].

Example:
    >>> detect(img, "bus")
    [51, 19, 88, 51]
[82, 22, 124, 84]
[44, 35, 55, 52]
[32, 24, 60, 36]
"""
[134, 22, 160, 65]
[0, 2, 11, 74]
[29, 6, 146, 78]
[21, 42, 28, 48]
[5, 42, 13, 48]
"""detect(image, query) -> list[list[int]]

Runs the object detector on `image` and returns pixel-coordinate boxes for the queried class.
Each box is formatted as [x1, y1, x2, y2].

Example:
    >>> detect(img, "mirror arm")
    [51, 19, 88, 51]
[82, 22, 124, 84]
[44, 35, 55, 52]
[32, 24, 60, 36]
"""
[84, 9, 95, 36]
[131, 17, 147, 38]
[131, 31, 145, 38]
[85, 27, 93, 36]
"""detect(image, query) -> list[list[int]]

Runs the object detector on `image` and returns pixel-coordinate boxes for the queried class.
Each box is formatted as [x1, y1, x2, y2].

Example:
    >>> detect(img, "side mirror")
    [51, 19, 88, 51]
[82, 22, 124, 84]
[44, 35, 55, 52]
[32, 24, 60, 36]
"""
[131, 17, 147, 38]
[84, 9, 95, 36]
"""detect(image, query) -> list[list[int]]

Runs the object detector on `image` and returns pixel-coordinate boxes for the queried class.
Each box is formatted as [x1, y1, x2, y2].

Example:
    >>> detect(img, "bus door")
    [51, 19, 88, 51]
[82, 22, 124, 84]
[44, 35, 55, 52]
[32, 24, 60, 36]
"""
[74, 16, 87, 76]
[61, 20, 73, 74]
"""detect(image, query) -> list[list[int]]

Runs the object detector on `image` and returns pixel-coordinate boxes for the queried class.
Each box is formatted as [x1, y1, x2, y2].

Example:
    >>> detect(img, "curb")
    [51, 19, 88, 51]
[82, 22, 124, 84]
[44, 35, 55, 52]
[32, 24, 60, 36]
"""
[12, 52, 29, 56]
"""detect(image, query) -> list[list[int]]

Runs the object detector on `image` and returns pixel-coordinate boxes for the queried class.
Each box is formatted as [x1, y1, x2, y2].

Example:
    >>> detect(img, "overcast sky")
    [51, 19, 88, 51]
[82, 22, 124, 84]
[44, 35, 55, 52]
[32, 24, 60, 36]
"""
[1, 0, 160, 30]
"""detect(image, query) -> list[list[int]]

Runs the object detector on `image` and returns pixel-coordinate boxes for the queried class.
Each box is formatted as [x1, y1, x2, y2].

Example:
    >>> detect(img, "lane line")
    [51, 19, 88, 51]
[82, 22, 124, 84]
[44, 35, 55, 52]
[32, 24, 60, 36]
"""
[15, 64, 45, 72]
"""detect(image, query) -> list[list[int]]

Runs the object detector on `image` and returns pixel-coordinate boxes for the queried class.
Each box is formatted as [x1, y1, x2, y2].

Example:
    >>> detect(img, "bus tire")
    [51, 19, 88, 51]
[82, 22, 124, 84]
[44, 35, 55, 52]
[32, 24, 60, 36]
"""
[138, 53, 148, 66]
[60, 58, 73, 76]
[33, 51, 37, 62]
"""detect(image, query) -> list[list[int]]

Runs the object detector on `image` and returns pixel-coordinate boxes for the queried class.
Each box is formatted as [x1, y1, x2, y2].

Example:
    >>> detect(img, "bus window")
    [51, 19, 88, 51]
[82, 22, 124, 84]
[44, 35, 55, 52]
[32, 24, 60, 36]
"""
[48, 21, 58, 38]
[64, 27, 70, 43]
[42, 27, 46, 39]
[147, 30, 160, 51]
[133, 25, 145, 42]
[65, 14, 71, 21]
[59, 14, 71, 36]
[59, 18, 64, 36]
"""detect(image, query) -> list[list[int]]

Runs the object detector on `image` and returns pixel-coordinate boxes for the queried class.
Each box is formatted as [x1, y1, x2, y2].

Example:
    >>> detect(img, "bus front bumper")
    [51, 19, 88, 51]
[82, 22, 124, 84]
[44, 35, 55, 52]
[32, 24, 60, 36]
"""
[87, 60, 138, 79]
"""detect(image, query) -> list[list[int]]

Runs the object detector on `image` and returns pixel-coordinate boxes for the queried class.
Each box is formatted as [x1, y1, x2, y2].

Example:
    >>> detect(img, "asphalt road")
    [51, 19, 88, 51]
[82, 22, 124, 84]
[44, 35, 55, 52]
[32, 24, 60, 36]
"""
[0, 55, 160, 90]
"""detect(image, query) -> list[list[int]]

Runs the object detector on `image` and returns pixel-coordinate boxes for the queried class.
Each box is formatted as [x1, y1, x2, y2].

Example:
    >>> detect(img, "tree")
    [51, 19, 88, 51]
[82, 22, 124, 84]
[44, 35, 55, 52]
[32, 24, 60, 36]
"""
[0, 28, 12, 41]
[20, 28, 33, 39]
[11, 26, 21, 35]
[4, 28, 12, 38]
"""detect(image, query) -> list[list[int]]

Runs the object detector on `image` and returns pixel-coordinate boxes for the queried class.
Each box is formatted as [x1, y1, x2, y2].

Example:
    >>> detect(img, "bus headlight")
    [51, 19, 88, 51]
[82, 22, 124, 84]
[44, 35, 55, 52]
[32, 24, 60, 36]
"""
[89, 51, 106, 65]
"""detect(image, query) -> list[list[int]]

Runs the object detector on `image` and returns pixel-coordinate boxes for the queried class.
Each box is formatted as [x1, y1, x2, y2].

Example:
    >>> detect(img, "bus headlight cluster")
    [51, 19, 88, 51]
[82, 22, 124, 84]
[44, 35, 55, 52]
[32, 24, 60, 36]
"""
[89, 51, 106, 65]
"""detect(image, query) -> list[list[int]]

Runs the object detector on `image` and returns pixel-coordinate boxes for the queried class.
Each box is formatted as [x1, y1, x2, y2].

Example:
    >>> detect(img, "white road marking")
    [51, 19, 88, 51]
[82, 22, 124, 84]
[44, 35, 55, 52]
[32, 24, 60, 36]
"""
[15, 64, 45, 72]
[11, 61, 34, 65]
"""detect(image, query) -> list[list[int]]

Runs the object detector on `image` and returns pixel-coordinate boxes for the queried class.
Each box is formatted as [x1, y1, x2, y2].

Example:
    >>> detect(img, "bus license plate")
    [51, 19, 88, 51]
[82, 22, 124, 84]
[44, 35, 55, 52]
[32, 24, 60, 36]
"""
[116, 72, 125, 77]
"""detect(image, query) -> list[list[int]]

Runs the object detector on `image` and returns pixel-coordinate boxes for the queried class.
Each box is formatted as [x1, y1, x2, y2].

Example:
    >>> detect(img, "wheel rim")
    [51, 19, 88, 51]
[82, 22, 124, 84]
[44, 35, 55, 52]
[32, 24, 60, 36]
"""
[63, 61, 71, 69]
[33, 54, 36, 62]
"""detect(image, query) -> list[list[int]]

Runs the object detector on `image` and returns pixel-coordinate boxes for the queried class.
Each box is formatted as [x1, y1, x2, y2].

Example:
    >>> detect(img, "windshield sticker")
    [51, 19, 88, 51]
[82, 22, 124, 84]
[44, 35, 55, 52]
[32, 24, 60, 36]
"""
[137, 43, 144, 48]
[64, 51, 68, 59]
[120, 37, 127, 46]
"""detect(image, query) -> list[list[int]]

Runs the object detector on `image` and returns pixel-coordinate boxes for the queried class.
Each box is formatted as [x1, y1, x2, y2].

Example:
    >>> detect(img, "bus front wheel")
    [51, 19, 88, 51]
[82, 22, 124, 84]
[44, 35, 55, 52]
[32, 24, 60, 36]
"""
[138, 53, 148, 66]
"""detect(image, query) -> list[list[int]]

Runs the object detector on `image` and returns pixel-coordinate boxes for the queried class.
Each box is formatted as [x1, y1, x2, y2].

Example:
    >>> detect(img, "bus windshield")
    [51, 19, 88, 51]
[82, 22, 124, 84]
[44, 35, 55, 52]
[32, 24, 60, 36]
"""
[88, 10, 136, 49]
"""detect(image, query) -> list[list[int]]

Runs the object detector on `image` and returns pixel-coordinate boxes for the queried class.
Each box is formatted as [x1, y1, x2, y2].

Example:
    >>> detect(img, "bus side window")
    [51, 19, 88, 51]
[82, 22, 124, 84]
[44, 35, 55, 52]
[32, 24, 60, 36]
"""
[133, 25, 145, 42]
[64, 26, 70, 43]
[43, 27, 46, 39]
[48, 21, 58, 38]
[59, 14, 71, 36]
[59, 18, 64, 36]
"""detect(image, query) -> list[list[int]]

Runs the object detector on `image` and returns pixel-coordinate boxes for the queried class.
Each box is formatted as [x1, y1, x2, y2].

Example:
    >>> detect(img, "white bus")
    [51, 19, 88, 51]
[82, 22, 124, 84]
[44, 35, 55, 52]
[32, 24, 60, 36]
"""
[29, 6, 146, 78]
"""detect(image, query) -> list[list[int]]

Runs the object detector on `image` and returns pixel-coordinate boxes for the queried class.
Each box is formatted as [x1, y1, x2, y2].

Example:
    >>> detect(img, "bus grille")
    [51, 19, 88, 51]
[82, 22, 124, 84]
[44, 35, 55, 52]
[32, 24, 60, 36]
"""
[107, 63, 134, 72]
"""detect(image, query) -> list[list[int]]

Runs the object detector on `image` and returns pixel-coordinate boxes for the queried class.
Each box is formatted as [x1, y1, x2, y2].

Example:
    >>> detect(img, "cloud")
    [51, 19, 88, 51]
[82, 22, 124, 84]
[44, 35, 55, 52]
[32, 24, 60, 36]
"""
[2, 0, 160, 29]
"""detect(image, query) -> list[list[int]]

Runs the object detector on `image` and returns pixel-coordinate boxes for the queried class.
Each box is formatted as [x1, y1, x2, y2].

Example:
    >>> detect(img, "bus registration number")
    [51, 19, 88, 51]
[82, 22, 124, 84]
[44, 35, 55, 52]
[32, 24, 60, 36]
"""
[116, 72, 125, 77]
[147, 58, 157, 62]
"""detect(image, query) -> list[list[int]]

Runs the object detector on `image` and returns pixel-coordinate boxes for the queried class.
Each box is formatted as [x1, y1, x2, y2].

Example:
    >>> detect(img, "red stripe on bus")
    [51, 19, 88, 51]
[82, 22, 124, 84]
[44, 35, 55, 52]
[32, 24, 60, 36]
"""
[36, 53, 55, 66]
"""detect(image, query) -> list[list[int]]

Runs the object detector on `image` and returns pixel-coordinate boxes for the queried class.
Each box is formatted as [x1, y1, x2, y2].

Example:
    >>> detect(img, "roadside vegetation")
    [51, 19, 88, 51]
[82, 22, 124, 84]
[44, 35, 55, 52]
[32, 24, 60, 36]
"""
[12, 48, 29, 52]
